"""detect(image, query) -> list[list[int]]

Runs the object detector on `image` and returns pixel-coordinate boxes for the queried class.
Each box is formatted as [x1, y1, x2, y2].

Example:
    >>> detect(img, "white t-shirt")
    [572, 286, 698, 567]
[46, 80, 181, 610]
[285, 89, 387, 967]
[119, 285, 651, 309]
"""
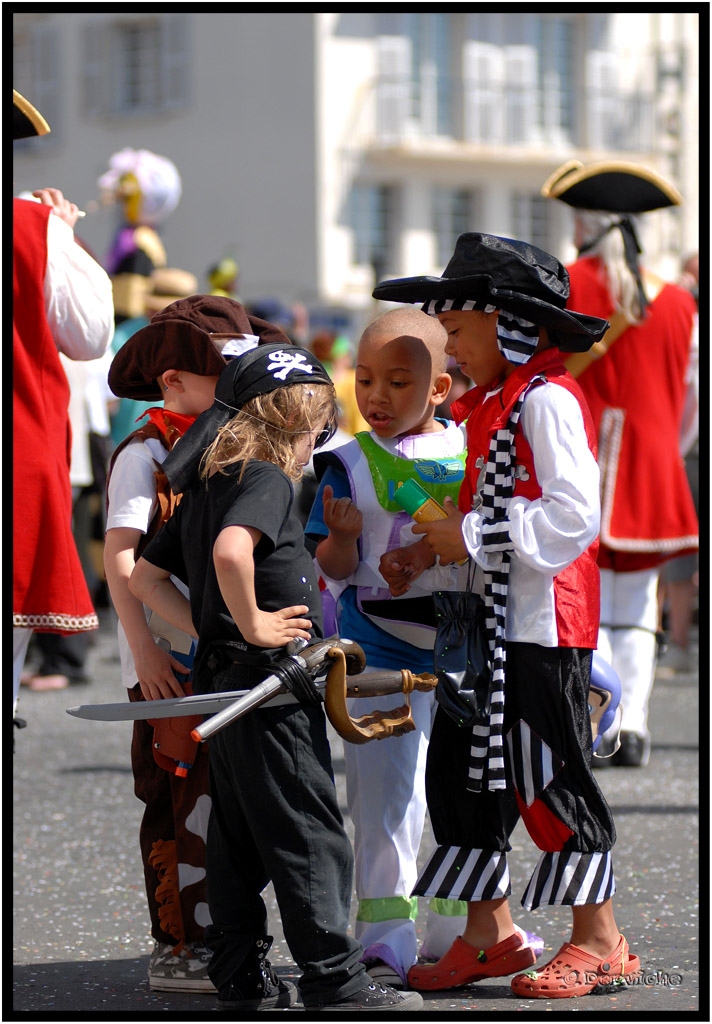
[106, 436, 190, 689]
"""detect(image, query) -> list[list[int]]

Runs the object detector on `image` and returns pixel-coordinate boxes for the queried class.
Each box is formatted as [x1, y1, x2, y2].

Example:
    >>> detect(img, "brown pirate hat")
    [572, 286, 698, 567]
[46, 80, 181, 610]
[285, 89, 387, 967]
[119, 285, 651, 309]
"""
[108, 294, 292, 401]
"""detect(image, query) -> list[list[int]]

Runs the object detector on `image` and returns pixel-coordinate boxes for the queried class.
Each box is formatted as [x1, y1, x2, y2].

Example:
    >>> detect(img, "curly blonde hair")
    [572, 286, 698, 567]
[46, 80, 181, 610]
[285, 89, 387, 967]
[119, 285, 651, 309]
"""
[199, 381, 337, 483]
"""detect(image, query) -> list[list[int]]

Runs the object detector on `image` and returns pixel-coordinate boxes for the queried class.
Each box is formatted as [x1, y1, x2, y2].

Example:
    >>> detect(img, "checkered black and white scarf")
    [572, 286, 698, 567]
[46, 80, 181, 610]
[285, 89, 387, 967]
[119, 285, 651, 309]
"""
[424, 296, 544, 792]
[468, 375, 546, 791]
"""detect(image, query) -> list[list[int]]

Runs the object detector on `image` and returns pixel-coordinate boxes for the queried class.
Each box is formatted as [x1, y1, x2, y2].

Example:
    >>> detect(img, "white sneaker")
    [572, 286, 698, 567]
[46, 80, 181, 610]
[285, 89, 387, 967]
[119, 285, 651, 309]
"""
[148, 941, 215, 993]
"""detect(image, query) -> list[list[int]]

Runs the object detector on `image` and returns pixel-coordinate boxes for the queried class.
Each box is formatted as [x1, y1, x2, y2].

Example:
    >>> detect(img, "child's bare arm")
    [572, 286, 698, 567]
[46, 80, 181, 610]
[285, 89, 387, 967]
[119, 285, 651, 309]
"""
[315, 483, 362, 580]
[129, 556, 197, 647]
[213, 525, 313, 648]
[105, 527, 191, 700]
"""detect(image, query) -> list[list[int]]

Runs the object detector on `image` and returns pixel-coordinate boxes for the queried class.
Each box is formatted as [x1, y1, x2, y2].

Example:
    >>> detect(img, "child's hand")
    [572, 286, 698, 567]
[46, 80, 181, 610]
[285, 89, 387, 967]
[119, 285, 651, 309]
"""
[134, 636, 191, 702]
[379, 548, 415, 596]
[322, 484, 362, 541]
[241, 606, 313, 648]
[379, 539, 435, 596]
[411, 496, 468, 564]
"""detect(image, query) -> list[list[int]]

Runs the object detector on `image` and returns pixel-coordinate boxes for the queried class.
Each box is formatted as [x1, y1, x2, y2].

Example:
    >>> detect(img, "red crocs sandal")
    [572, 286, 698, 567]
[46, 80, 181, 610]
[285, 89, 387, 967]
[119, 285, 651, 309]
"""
[408, 932, 538, 992]
[511, 935, 640, 999]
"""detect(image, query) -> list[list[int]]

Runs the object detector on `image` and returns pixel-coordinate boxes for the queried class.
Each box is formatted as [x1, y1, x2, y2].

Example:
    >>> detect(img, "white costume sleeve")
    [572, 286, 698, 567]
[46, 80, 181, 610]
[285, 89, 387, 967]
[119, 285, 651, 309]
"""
[462, 383, 600, 574]
[44, 214, 114, 360]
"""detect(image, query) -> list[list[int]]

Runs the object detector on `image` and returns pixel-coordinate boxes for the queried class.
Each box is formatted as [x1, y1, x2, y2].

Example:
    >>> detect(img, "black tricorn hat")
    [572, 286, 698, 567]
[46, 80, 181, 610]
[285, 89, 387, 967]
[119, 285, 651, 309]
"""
[372, 232, 609, 353]
[541, 159, 682, 213]
[108, 294, 292, 401]
[13, 90, 51, 140]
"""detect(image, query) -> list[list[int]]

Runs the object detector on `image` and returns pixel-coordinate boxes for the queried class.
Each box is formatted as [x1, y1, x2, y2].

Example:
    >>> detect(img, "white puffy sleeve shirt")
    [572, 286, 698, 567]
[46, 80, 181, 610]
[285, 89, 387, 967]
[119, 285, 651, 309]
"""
[44, 214, 114, 360]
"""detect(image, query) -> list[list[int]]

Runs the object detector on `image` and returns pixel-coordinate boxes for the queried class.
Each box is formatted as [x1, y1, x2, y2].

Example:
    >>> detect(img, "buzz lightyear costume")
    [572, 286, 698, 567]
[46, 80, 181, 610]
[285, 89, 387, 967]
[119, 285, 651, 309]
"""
[308, 424, 486, 982]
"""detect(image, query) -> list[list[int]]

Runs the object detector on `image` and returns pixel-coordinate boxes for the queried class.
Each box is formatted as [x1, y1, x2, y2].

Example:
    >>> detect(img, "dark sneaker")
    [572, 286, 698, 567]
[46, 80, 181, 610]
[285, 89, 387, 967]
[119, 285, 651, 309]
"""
[616, 730, 651, 767]
[148, 941, 215, 993]
[216, 936, 298, 1012]
[307, 981, 424, 1012]
[217, 977, 297, 1012]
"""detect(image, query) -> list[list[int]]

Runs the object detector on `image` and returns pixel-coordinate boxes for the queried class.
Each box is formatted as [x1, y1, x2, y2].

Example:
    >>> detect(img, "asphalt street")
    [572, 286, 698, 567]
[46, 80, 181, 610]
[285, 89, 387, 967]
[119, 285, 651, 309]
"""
[12, 610, 704, 1020]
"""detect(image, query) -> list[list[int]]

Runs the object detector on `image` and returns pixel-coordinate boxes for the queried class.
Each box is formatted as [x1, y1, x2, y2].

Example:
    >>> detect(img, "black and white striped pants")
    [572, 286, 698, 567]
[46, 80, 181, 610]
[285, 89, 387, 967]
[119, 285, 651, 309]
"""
[414, 643, 617, 910]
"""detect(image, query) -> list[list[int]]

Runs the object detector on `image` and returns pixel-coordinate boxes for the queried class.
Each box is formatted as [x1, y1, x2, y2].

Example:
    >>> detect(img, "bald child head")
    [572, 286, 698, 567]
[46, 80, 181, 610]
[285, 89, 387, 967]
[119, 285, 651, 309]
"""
[356, 307, 452, 438]
[360, 307, 449, 375]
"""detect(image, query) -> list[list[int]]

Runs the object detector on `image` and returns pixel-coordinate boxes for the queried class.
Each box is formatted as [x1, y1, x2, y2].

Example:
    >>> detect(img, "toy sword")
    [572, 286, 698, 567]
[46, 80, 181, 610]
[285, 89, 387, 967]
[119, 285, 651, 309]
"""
[66, 671, 428, 722]
[67, 635, 437, 742]
[67, 685, 301, 722]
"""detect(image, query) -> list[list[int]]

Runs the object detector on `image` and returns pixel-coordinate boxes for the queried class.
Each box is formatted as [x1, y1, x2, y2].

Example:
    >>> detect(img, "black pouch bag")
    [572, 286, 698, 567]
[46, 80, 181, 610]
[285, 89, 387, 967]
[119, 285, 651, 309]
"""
[432, 577, 493, 727]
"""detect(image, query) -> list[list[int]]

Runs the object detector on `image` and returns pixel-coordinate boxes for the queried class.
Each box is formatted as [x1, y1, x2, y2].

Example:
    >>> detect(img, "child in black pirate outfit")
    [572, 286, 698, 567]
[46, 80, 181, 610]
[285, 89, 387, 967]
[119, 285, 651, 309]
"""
[104, 294, 288, 991]
[374, 233, 641, 999]
[128, 343, 424, 1012]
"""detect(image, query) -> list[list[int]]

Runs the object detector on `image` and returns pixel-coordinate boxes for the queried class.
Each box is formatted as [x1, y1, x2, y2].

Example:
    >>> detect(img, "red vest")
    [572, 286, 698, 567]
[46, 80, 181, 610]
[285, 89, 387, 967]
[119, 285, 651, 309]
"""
[452, 349, 600, 647]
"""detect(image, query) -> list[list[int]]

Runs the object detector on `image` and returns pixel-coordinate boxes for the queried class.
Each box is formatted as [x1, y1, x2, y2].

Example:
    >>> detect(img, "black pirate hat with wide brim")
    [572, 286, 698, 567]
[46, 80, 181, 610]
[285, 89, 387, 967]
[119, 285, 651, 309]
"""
[372, 232, 609, 353]
[541, 159, 682, 213]
[13, 90, 51, 140]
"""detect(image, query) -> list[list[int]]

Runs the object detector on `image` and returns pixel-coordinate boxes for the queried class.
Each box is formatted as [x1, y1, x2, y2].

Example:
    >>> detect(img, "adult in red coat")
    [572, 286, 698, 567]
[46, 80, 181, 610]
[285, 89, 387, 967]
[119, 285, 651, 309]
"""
[542, 160, 699, 767]
[13, 91, 115, 724]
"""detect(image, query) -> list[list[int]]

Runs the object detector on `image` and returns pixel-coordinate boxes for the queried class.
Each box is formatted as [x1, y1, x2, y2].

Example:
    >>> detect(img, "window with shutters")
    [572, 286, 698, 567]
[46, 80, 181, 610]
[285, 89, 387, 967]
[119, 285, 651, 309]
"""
[82, 14, 190, 118]
[376, 35, 412, 140]
[586, 50, 620, 149]
[13, 22, 61, 149]
[376, 12, 453, 140]
[433, 188, 476, 268]
[511, 193, 551, 253]
[535, 16, 575, 144]
[349, 183, 398, 278]
[464, 13, 575, 146]
[115, 22, 162, 113]
[368, 12, 655, 153]
[462, 41, 504, 144]
[504, 44, 538, 144]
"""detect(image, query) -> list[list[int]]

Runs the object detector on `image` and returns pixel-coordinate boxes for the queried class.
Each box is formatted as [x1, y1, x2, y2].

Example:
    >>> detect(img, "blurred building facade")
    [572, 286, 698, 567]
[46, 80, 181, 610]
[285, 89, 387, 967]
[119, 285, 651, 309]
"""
[13, 11, 701, 335]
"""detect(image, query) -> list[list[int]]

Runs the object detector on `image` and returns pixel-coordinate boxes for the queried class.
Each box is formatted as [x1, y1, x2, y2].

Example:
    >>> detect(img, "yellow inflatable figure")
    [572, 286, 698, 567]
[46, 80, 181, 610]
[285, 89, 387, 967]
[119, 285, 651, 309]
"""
[99, 148, 182, 323]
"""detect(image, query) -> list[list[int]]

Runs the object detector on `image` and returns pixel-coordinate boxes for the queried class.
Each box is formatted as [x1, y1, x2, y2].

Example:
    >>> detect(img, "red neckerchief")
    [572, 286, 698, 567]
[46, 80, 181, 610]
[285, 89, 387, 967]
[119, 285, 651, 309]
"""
[138, 408, 197, 449]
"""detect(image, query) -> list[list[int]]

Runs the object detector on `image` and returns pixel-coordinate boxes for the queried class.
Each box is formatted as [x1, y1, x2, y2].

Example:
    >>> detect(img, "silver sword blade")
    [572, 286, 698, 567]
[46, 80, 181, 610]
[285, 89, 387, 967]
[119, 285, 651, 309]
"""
[66, 685, 303, 722]
[66, 663, 422, 726]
